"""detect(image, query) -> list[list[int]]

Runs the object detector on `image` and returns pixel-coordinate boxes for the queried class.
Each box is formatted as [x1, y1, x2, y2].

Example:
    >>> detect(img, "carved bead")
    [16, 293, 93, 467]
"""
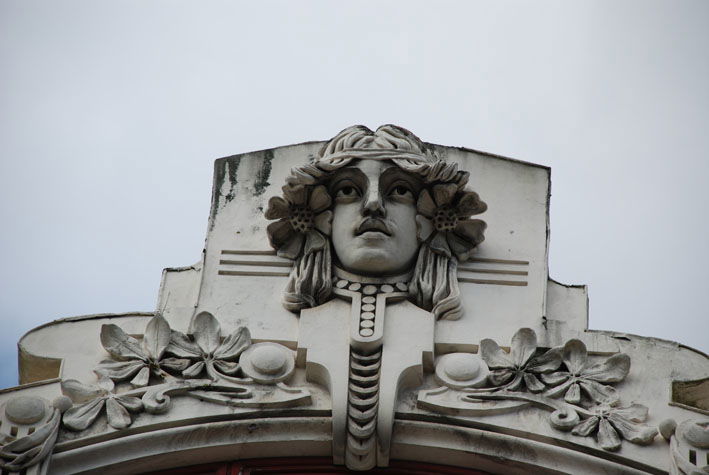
[380, 284, 394, 293]
[362, 285, 378, 295]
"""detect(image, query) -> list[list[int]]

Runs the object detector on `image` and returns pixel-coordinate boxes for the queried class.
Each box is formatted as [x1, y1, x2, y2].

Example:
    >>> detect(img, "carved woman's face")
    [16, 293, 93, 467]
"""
[329, 160, 422, 276]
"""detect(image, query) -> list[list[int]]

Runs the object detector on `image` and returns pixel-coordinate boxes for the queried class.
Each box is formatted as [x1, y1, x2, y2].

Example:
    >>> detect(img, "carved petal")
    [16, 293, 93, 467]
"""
[506, 373, 525, 391]
[610, 403, 648, 423]
[527, 348, 562, 373]
[572, 416, 599, 437]
[428, 231, 451, 257]
[417, 189, 437, 218]
[479, 338, 513, 369]
[453, 219, 486, 247]
[564, 382, 582, 404]
[581, 354, 630, 383]
[598, 418, 622, 451]
[160, 357, 191, 372]
[511, 328, 537, 368]
[543, 376, 574, 398]
[446, 231, 475, 261]
[608, 412, 657, 445]
[183, 361, 205, 379]
[562, 339, 588, 375]
[192, 312, 221, 355]
[488, 369, 515, 387]
[100, 324, 147, 362]
[432, 183, 457, 207]
[62, 398, 105, 431]
[130, 366, 151, 387]
[94, 360, 145, 381]
[524, 373, 546, 393]
[267, 220, 296, 250]
[143, 315, 171, 361]
[541, 371, 570, 386]
[308, 185, 331, 213]
[314, 210, 333, 236]
[264, 196, 290, 220]
[213, 360, 241, 375]
[304, 230, 326, 255]
[579, 380, 620, 406]
[456, 191, 487, 217]
[277, 232, 305, 260]
[105, 397, 132, 429]
[61, 379, 106, 404]
[166, 330, 202, 358]
[214, 326, 251, 361]
[115, 396, 143, 413]
[282, 184, 307, 206]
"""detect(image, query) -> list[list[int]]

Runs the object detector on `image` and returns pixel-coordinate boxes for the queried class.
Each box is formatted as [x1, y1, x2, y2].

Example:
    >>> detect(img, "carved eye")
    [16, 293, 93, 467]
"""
[335, 184, 361, 202]
[388, 184, 414, 201]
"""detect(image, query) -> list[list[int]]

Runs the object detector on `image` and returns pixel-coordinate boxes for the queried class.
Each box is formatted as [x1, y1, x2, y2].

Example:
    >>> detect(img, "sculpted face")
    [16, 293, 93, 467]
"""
[330, 160, 422, 276]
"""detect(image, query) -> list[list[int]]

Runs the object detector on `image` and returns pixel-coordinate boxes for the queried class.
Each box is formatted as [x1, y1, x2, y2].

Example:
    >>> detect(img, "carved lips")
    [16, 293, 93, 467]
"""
[355, 218, 392, 237]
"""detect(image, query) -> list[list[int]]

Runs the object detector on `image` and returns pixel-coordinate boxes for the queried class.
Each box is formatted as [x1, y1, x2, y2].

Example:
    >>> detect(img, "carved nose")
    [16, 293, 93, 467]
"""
[363, 188, 386, 217]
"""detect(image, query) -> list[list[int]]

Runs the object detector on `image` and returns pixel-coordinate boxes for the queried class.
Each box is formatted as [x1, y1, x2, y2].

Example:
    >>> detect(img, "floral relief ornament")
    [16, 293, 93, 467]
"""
[418, 328, 658, 452]
[265, 184, 333, 259]
[59, 313, 310, 434]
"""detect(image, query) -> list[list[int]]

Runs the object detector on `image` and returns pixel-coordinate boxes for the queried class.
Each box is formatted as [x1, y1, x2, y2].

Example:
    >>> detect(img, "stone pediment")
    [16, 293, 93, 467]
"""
[2, 125, 708, 474]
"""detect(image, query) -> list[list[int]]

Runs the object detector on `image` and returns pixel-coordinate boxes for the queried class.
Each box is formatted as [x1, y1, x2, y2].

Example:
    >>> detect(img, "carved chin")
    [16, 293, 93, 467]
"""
[338, 245, 414, 276]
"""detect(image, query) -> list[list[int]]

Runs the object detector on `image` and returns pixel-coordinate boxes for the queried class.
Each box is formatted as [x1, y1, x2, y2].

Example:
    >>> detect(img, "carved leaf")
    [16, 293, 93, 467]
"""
[143, 314, 171, 360]
[607, 412, 657, 445]
[510, 328, 537, 368]
[183, 361, 206, 379]
[61, 379, 106, 404]
[105, 397, 132, 429]
[527, 348, 562, 374]
[581, 354, 630, 383]
[94, 360, 145, 381]
[523, 373, 546, 393]
[541, 371, 570, 386]
[304, 229, 326, 255]
[579, 380, 620, 406]
[479, 339, 513, 369]
[166, 330, 202, 358]
[610, 403, 648, 423]
[214, 326, 251, 361]
[597, 418, 621, 451]
[130, 366, 150, 387]
[160, 357, 191, 372]
[213, 360, 241, 375]
[115, 396, 143, 413]
[564, 382, 581, 404]
[571, 416, 599, 437]
[100, 324, 147, 362]
[62, 398, 105, 431]
[562, 339, 588, 374]
[192, 312, 221, 355]
[542, 377, 573, 398]
[488, 368, 515, 386]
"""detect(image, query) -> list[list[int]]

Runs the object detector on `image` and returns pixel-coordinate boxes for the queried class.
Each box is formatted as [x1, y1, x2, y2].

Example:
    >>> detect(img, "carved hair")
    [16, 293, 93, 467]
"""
[279, 124, 480, 320]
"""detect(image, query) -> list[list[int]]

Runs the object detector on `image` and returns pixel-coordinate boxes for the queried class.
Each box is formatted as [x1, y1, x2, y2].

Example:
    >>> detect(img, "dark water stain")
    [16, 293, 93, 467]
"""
[253, 149, 273, 196]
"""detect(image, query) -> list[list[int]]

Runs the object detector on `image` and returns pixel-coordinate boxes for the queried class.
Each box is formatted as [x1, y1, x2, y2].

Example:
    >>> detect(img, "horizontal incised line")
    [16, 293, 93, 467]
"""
[221, 250, 277, 256]
[218, 270, 290, 277]
[458, 267, 528, 276]
[458, 278, 528, 286]
[219, 259, 293, 268]
[468, 257, 529, 265]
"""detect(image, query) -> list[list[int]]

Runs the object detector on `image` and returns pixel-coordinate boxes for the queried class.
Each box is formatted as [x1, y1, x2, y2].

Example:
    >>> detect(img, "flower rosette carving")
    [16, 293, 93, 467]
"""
[95, 315, 190, 387]
[571, 404, 657, 451]
[167, 311, 251, 381]
[416, 183, 487, 261]
[479, 328, 562, 392]
[61, 378, 143, 430]
[542, 339, 630, 406]
[265, 184, 333, 259]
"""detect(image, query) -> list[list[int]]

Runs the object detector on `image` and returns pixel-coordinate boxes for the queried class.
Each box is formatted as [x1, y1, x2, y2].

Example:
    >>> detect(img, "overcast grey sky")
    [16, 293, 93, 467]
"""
[1, 1, 707, 389]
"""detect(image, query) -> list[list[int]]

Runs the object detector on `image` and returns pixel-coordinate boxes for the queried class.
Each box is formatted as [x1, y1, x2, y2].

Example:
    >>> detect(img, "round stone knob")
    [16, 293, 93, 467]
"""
[435, 352, 489, 389]
[4, 396, 46, 424]
[250, 345, 287, 375]
[240, 342, 295, 383]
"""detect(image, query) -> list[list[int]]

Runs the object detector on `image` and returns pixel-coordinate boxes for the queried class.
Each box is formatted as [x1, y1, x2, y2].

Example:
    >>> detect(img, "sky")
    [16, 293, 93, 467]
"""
[1, 0, 707, 389]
